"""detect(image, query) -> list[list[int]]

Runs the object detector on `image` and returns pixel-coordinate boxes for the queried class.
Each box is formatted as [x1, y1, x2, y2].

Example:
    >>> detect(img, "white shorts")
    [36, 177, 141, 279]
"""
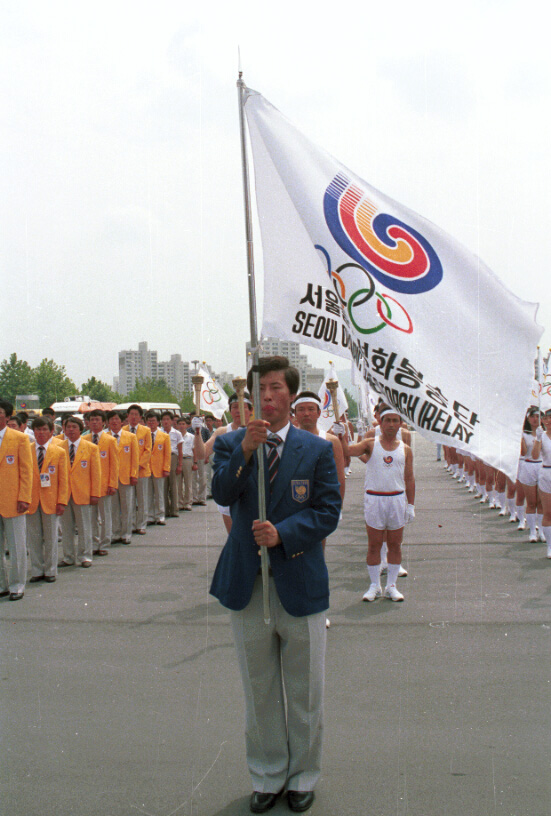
[518, 460, 542, 487]
[538, 467, 551, 493]
[364, 491, 406, 531]
[216, 503, 231, 517]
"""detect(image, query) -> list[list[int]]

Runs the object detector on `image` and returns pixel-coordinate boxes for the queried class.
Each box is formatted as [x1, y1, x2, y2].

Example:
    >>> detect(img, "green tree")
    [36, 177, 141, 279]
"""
[126, 378, 179, 404]
[0, 353, 35, 404]
[179, 391, 196, 413]
[33, 359, 77, 409]
[81, 377, 121, 403]
[344, 388, 358, 419]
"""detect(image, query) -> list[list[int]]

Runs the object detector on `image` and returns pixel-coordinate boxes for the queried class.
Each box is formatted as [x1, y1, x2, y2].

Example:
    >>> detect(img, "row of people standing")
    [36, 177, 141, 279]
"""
[441, 405, 551, 558]
[0, 399, 206, 601]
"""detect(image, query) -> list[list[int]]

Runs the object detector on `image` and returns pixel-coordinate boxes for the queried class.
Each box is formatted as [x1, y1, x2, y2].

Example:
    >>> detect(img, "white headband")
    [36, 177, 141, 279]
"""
[293, 397, 321, 408]
[379, 408, 401, 420]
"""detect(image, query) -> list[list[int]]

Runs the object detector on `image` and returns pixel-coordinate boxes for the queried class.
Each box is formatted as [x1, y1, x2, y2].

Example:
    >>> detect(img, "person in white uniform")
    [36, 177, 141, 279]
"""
[532, 407, 551, 557]
[346, 408, 415, 602]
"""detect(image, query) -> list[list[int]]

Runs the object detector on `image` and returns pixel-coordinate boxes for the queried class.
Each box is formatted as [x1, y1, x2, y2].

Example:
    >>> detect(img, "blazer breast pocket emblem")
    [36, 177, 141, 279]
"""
[291, 480, 309, 503]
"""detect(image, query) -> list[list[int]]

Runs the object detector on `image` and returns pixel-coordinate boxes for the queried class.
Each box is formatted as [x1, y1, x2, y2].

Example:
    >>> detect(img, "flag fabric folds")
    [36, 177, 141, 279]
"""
[198, 366, 229, 419]
[243, 88, 544, 479]
[317, 363, 348, 433]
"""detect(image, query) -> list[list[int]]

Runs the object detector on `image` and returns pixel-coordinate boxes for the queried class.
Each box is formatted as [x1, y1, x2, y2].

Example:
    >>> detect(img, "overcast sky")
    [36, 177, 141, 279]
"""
[2, 0, 549, 389]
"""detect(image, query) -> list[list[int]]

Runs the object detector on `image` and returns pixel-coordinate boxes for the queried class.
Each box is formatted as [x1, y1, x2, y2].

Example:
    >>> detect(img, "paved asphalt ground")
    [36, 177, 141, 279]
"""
[2, 434, 550, 816]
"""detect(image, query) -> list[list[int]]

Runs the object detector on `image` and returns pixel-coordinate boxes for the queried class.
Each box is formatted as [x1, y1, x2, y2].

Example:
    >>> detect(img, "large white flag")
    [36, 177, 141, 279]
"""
[244, 88, 543, 478]
[198, 366, 229, 419]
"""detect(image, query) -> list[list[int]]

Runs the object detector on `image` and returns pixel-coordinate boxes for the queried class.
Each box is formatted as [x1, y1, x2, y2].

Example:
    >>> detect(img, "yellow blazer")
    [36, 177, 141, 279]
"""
[110, 430, 139, 485]
[89, 432, 119, 496]
[123, 424, 152, 478]
[61, 438, 101, 505]
[28, 440, 69, 515]
[149, 430, 171, 478]
[0, 428, 33, 517]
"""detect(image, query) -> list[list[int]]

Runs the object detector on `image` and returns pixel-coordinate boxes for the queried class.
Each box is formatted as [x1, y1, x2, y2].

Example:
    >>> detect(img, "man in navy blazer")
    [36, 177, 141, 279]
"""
[211, 357, 341, 814]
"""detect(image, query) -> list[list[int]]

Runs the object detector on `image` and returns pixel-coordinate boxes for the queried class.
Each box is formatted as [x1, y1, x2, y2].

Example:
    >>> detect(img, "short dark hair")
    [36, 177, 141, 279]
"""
[8, 414, 22, 426]
[17, 411, 29, 423]
[65, 416, 84, 432]
[146, 410, 160, 420]
[32, 416, 53, 431]
[524, 407, 540, 432]
[246, 356, 300, 396]
[127, 404, 143, 416]
[88, 409, 106, 421]
[161, 411, 173, 420]
[107, 410, 123, 421]
[0, 400, 14, 417]
[42, 407, 55, 417]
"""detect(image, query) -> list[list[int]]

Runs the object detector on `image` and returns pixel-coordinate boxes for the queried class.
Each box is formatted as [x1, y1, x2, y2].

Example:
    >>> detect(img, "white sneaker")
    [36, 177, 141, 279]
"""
[547, 546, 551, 559]
[480, 495, 488, 504]
[363, 583, 382, 602]
[539, 532, 547, 543]
[325, 617, 331, 629]
[509, 513, 518, 523]
[529, 533, 538, 543]
[384, 584, 404, 602]
[499, 506, 508, 516]
[398, 565, 408, 577]
[517, 520, 526, 531]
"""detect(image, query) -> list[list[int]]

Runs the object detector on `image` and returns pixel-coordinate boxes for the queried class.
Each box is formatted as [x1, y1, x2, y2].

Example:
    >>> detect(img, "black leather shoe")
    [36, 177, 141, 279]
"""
[0, 590, 10, 598]
[44, 576, 56, 583]
[9, 592, 24, 601]
[30, 575, 45, 582]
[250, 791, 280, 813]
[287, 791, 315, 812]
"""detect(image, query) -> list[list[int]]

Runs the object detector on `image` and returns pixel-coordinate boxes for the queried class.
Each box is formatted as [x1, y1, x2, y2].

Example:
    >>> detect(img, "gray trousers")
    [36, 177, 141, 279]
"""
[27, 508, 59, 577]
[0, 514, 27, 594]
[178, 458, 193, 510]
[61, 500, 93, 564]
[92, 495, 113, 549]
[112, 483, 133, 543]
[165, 453, 180, 517]
[230, 576, 326, 794]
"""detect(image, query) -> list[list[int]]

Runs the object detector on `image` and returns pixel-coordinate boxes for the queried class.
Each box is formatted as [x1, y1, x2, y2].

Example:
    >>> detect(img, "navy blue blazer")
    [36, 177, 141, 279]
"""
[210, 424, 342, 617]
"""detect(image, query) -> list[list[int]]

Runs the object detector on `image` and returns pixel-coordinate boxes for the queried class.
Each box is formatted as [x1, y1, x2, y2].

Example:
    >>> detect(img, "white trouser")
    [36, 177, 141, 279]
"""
[61, 500, 93, 564]
[230, 576, 326, 794]
[0, 514, 27, 594]
[178, 458, 193, 509]
[193, 460, 207, 502]
[27, 508, 59, 577]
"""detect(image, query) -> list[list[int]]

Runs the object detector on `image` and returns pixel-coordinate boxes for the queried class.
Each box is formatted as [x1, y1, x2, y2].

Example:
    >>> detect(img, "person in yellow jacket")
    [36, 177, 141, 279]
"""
[88, 409, 119, 556]
[59, 416, 101, 568]
[123, 404, 152, 535]
[0, 400, 33, 600]
[107, 410, 139, 545]
[146, 411, 171, 525]
[27, 416, 69, 583]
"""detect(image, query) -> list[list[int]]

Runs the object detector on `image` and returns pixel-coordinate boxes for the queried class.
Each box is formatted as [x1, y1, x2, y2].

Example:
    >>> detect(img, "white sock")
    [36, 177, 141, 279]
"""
[516, 506, 525, 524]
[536, 513, 543, 530]
[507, 497, 516, 513]
[497, 492, 506, 508]
[543, 526, 551, 547]
[367, 564, 381, 585]
[386, 563, 400, 586]
[526, 513, 537, 537]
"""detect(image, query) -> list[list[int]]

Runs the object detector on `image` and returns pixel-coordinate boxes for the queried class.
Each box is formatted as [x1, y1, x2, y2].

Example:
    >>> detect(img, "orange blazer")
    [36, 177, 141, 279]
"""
[110, 430, 139, 485]
[89, 432, 119, 496]
[61, 438, 101, 505]
[0, 428, 33, 517]
[123, 424, 152, 478]
[149, 430, 171, 478]
[29, 440, 69, 515]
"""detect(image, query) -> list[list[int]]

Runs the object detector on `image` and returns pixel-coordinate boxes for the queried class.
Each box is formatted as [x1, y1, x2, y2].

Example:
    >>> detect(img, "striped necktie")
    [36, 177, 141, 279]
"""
[266, 434, 282, 487]
[151, 432, 156, 445]
[93, 433, 99, 445]
[113, 433, 119, 442]
[38, 446, 45, 471]
[69, 443, 75, 465]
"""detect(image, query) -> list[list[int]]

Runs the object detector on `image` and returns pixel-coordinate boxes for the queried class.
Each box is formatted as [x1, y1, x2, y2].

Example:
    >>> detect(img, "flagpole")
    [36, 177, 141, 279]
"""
[237, 70, 271, 625]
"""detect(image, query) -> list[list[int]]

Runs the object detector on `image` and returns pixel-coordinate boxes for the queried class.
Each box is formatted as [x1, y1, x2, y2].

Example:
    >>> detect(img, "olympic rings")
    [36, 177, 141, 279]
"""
[314, 243, 414, 336]
[201, 382, 221, 405]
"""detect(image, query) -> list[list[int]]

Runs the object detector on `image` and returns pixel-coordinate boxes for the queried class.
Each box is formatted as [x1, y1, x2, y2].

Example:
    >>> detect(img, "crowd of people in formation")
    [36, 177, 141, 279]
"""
[0, 399, 217, 601]
[440, 403, 551, 560]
